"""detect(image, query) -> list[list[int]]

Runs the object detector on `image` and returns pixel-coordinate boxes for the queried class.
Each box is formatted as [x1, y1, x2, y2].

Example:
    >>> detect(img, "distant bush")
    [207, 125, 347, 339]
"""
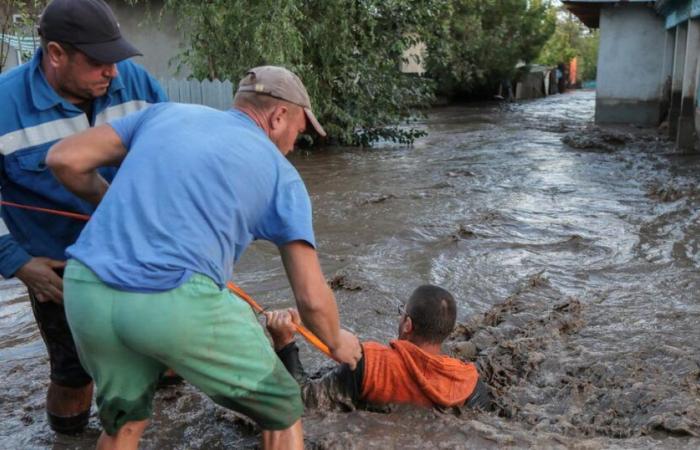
[425, 0, 556, 99]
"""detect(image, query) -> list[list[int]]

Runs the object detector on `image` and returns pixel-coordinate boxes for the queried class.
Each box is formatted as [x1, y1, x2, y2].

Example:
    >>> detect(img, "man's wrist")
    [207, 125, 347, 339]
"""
[0, 235, 32, 278]
[275, 340, 298, 354]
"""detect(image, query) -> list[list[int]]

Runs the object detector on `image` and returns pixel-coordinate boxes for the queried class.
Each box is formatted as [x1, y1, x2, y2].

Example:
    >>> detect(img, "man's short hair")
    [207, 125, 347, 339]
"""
[40, 37, 78, 56]
[233, 91, 293, 113]
[406, 285, 457, 344]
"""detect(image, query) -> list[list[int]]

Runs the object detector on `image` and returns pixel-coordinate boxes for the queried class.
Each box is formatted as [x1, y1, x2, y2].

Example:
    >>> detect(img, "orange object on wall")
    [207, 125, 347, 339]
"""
[569, 57, 578, 86]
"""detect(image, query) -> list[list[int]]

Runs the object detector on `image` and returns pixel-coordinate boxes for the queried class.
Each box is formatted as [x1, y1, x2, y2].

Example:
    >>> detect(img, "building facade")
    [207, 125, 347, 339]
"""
[564, 0, 700, 150]
[1, 1, 186, 79]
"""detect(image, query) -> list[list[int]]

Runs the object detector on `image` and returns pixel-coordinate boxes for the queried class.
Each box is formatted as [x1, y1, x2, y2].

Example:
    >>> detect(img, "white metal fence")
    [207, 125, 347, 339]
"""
[1, 34, 40, 65]
[158, 78, 234, 110]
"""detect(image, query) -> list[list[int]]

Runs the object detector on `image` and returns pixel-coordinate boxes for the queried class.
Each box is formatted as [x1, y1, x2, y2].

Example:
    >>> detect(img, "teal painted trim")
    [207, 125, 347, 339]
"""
[665, 0, 692, 28]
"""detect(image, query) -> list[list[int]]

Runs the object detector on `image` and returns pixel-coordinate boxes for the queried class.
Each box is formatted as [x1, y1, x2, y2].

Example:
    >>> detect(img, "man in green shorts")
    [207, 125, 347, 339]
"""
[46, 66, 362, 449]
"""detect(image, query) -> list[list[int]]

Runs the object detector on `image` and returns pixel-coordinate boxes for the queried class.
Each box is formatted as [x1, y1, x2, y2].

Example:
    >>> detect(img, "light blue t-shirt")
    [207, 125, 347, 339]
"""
[66, 103, 315, 292]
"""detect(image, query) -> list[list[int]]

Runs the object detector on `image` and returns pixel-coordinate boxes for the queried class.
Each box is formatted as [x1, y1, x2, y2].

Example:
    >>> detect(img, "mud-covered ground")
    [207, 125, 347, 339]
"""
[1, 90, 699, 449]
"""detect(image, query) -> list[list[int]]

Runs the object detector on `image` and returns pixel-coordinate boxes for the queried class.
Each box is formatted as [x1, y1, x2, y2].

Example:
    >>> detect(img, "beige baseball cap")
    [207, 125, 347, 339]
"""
[237, 66, 326, 137]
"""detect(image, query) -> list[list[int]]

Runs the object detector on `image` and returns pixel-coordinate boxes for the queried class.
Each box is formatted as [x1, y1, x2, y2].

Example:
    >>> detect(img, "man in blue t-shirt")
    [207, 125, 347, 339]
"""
[46, 66, 362, 450]
[0, 0, 167, 434]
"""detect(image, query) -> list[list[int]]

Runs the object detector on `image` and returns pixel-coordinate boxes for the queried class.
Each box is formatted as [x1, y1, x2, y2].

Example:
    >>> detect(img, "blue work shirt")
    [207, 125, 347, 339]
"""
[67, 103, 316, 292]
[0, 49, 167, 278]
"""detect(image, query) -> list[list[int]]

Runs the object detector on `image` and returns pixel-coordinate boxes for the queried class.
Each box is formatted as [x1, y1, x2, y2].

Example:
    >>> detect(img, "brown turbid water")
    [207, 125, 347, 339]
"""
[1, 90, 699, 449]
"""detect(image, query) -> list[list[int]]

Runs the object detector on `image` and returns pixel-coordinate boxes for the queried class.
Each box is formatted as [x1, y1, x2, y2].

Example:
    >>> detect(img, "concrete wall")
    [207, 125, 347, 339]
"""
[669, 23, 687, 137]
[660, 28, 675, 119]
[676, 19, 700, 148]
[595, 4, 667, 125]
[401, 41, 426, 75]
[515, 70, 548, 100]
[107, 1, 189, 79]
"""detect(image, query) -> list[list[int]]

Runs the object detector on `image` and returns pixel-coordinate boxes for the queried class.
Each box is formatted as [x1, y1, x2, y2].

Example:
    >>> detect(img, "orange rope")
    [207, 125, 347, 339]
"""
[1, 199, 333, 358]
[0, 200, 90, 221]
[227, 281, 333, 358]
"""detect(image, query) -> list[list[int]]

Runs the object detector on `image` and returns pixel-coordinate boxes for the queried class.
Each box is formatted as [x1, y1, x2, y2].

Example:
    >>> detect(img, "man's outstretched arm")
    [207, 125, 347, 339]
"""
[46, 125, 127, 205]
[279, 241, 362, 369]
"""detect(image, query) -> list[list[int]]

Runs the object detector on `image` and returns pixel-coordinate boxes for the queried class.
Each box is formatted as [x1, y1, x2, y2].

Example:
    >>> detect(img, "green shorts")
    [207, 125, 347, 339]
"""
[63, 259, 302, 435]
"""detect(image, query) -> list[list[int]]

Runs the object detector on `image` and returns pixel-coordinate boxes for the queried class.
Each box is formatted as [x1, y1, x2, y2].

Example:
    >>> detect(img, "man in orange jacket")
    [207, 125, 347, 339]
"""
[265, 285, 491, 411]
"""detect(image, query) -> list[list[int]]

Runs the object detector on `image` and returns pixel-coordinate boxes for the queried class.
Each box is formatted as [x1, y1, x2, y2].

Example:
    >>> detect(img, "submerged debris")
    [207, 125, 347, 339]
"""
[646, 181, 698, 203]
[327, 274, 363, 291]
[355, 194, 397, 206]
[446, 169, 475, 178]
[562, 128, 632, 151]
[451, 224, 477, 241]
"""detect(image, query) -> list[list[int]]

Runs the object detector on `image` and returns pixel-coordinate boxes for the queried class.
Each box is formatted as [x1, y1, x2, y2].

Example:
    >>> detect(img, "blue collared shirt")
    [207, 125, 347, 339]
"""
[67, 104, 316, 292]
[0, 49, 167, 278]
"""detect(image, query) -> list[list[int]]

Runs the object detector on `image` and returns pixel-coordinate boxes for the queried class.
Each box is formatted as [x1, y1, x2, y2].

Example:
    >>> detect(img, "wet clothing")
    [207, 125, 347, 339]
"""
[67, 103, 315, 292]
[64, 260, 303, 435]
[277, 339, 491, 411]
[28, 269, 91, 388]
[0, 48, 165, 396]
[0, 48, 166, 277]
[64, 102, 315, 433]
[362, 340, 481, 407]
[277, 342, 365, 411]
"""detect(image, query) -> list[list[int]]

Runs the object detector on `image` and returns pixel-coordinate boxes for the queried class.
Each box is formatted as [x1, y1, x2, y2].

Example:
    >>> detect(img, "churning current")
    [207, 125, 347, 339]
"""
[1, 90, 699, 449]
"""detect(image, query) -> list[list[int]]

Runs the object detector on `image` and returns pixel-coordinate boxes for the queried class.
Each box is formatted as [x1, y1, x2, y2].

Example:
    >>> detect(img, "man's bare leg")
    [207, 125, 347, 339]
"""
[96, 420, 149, 450]
[262, 419, 303, 450]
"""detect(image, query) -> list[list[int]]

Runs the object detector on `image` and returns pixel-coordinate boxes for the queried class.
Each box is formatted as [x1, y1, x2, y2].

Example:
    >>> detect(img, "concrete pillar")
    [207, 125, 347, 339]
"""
[660, 29, 676, 120]
[677, 20, 700, 150]
[669, 24, 687, 138]
[595, 5, 667, 125]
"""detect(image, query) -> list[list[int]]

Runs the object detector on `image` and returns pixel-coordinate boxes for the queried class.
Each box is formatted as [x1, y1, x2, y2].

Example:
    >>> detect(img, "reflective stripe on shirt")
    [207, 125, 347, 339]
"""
[0, 115, 90, 156]
[94, 100, 151, 126]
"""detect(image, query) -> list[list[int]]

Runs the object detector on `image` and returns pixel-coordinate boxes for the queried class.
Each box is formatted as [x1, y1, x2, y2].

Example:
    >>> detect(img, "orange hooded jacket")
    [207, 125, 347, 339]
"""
[360, 339, 479, 408]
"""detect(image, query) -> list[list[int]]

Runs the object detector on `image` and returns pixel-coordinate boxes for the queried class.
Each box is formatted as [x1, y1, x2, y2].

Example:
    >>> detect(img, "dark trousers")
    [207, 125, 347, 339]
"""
[28, 269, 92, 388]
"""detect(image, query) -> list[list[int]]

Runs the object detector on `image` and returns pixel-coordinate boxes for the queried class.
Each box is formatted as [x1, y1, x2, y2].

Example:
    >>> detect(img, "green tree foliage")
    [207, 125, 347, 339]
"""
[577, 30, 600, 82]
[0, 1, 46, 73]
[426, 0, 556, 98]
[537, 11, 599, 82]
[134, 0, 558, 145]
[138, 0, 448, 146]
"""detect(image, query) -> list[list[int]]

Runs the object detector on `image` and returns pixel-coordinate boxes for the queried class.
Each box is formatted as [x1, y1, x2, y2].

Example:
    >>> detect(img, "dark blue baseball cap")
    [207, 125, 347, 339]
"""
[38, 0, 142, 64]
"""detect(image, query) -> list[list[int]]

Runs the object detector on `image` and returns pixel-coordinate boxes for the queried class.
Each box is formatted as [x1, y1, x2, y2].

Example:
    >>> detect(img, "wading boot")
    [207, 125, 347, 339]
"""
[46, 381, 93, 434]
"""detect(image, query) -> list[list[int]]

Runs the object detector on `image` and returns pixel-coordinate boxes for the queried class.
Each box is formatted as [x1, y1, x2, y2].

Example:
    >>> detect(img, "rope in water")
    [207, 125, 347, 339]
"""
[1, 200, 332, 358]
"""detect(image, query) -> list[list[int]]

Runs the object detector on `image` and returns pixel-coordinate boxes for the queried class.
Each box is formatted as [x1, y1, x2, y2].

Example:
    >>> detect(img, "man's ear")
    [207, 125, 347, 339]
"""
[45, 41, 67, 68]
[401, 316, 414, 336]
[268, 105, 289, 131]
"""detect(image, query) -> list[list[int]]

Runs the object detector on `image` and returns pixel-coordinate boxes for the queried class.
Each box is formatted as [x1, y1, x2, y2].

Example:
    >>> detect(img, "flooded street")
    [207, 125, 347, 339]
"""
[1, 90, 699, 448]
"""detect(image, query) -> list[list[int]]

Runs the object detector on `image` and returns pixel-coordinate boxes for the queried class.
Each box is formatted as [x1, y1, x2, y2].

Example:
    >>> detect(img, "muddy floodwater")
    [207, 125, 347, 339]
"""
[1, 90, 699, 449]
